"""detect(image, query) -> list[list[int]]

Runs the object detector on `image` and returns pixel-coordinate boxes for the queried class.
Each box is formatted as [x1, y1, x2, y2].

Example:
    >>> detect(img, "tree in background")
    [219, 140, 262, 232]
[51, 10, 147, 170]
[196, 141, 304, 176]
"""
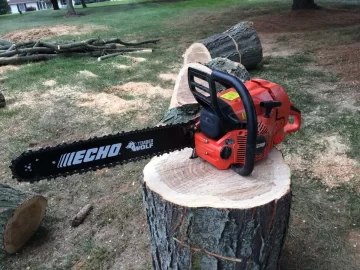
[50, 0, 60, 10]
[66, 0, 76, 15]
[0, 0, 10, 15]
[80, 0, 86, 8]
[293, 0, 319, 10]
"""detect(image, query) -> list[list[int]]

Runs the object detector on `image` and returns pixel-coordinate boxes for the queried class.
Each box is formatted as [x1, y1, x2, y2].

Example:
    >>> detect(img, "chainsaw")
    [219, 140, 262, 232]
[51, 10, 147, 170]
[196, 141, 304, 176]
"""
[10, 66, 301, 182]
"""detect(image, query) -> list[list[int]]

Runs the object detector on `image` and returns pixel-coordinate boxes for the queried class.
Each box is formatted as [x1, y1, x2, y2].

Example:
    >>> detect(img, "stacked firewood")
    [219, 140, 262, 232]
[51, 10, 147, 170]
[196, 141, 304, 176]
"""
[0, 37, 160, 65]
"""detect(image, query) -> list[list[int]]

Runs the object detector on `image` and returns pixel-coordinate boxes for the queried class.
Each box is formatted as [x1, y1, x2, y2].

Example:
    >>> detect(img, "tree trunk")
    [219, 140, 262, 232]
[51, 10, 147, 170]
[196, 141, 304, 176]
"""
[0, 184, 47, 254]
[80, 0, 87, 8]
[184, 22, 263, 69]
[50, 0, 60, 10]
[66, 0, 76, 15]
[143, 61, 292, 268]
[142, 148, 292, 269]
[292, 0, 319, 10]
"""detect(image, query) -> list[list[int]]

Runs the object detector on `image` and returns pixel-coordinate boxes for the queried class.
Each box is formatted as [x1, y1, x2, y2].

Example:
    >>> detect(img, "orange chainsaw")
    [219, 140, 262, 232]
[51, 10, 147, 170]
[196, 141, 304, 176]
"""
[10, 66, 301, 182]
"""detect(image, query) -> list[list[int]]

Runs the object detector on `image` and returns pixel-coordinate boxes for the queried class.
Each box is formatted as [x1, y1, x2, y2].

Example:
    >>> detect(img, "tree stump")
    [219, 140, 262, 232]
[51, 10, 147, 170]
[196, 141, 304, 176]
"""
[143, 60, 291, 268]
[0, 184, 47, 254]
[142, 148, 291, 269]
[184, 22, 263, 69]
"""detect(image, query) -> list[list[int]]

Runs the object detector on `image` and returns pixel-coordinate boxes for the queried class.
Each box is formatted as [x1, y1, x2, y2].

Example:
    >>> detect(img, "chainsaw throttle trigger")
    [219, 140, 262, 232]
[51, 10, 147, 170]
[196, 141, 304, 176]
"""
[260, 100, 282, 118]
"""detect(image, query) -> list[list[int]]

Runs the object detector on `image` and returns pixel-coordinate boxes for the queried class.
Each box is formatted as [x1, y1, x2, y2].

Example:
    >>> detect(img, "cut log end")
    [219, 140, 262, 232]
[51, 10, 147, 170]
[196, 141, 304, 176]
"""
[3, 196, 47, 254]
[144, 148, 290, 209]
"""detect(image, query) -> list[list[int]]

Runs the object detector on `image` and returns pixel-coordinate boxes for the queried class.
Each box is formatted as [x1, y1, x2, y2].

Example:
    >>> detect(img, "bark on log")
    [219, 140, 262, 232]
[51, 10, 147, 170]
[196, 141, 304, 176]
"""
[0, 54, 57, 65]
[142, 148, 291, 269]
[184, 22, 263, 69]
[0, 184, 47, 254]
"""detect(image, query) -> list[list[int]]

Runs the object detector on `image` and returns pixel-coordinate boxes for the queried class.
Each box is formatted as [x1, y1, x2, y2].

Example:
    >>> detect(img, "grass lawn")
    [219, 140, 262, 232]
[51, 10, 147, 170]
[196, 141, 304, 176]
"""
[0, 0, 359, 269]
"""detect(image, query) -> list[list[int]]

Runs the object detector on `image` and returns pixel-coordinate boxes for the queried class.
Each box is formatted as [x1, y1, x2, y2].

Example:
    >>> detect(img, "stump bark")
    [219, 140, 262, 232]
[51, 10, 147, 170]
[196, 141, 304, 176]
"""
[184, 22, 263, 69]
[0, 184, 47, 254]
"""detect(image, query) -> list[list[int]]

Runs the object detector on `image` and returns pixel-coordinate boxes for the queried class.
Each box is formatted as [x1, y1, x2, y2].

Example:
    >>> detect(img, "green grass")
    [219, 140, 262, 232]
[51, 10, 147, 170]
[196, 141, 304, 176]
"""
[0, 0, 360, 269]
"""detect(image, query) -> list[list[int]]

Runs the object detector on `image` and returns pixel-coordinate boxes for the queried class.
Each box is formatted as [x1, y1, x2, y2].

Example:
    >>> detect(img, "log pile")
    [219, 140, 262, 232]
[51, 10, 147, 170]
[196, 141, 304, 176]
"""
[0, 37, 160, 66]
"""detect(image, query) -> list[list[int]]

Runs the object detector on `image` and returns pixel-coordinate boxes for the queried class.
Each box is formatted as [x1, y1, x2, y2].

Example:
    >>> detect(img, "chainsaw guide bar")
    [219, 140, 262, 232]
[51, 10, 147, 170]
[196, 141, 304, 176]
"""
[10, 121, 196, 182]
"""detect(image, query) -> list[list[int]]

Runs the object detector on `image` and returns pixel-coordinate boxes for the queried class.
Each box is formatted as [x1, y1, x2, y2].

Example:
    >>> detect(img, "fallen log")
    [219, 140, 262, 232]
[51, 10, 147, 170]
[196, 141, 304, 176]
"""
[143, 63, 291, 269]
[184, 22, 263, 69]
[0, 54, 57, 65]
[0, 184, 47, 254]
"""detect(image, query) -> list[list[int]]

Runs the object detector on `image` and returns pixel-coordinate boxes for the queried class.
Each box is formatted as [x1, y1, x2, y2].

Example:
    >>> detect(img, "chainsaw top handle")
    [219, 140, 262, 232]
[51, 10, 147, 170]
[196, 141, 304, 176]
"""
[188, 67, 258, 176]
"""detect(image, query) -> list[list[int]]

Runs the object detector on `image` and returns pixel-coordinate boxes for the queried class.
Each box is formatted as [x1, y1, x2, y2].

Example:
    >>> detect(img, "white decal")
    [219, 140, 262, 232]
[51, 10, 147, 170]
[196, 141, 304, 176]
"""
[57, 143, 122, 168]
[126, 139, 154, 152]
[256, 142, 266, 148]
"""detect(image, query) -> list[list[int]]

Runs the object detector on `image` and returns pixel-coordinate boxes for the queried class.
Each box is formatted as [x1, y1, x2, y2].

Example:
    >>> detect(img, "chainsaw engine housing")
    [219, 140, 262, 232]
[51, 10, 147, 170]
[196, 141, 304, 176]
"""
[194, 78, 301, 171]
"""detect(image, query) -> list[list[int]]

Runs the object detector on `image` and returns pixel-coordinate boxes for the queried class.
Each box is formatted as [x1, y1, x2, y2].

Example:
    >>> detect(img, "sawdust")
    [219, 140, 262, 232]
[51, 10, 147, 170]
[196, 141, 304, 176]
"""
[114, 64, 131, 69]
[1, 24, 108, 43]
[252, 8, 360, 33]
[126, 56, 147, 63]
[77, 92, 148, 115]
[78, 70, 98, 78]
[42, 80, 57, 87]
[110, 82, 172, 98]
[0, 65, 19, 74]
[159, 73, 178, 82]
[284, 134, 359, 188]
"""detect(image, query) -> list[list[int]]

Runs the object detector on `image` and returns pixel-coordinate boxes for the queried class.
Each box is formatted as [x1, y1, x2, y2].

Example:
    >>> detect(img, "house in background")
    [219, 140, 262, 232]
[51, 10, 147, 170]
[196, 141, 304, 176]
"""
[7, 0, 49, 13]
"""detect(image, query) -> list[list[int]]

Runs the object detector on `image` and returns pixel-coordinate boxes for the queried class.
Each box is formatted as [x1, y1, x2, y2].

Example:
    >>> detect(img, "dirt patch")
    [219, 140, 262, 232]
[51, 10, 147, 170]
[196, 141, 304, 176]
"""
[159, 73, 178, 82]
[316, 42, 360, 83]
[284, 134, 359, 188]
[78, 70, 98, 78]
[77, 92, 148, 115]
[252, 8, 360, 34]
[110, 82, 172, 98]
[258, 33, 298, 57]
[1, 24, 108, 43]
[0, 65, 19, 74]
[43, 80, 57, 87]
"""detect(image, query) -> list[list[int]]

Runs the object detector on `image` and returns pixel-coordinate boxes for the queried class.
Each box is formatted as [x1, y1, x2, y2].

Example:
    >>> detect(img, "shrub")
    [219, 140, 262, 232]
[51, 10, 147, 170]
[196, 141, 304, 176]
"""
[0, 0, 10, 15]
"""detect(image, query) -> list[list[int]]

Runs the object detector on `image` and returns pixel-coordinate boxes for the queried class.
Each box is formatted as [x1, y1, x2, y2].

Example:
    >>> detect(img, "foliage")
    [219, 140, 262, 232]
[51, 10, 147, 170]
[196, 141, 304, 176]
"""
[0, 0, 10, 15]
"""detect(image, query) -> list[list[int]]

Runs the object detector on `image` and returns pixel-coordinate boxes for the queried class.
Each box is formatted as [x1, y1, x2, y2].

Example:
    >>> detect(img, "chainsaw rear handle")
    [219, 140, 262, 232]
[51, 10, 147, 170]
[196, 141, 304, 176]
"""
[284, 104, 301, 134]
[188, 67, 258, 176]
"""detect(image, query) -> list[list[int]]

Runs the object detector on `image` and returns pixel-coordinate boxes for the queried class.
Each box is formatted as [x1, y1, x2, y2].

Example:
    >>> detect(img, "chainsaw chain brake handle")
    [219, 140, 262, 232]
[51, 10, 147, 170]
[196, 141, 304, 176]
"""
[188, 67, 257, 176]
[285, 104, 301, 134]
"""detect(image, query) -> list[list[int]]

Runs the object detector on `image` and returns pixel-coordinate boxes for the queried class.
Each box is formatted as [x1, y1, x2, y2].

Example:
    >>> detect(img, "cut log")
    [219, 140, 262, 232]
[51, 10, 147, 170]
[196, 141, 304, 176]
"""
[170, 60, 250, 108]
[0, 184, 47, 254]
[142, 148, 291, 269]
[184, 22, 263, 69]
